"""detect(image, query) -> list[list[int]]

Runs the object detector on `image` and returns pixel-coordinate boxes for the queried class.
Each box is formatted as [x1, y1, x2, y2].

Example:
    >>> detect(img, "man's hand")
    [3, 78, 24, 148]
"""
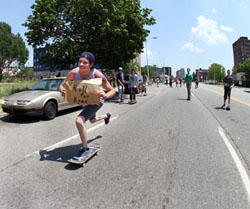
[59, 86, 66, 97]
[99, 91, 108, 100]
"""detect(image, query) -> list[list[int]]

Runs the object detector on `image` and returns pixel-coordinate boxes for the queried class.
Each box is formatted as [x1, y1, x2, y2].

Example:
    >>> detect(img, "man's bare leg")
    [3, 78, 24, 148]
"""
[76, 116, 88, 149]
[90, 112, 111, 124]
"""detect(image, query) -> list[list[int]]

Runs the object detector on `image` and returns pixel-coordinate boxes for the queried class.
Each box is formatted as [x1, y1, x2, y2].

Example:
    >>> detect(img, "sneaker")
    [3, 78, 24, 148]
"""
[72, 147, 90, 161]
[105, 112, 111, 125]
[226, 105, 230, 111]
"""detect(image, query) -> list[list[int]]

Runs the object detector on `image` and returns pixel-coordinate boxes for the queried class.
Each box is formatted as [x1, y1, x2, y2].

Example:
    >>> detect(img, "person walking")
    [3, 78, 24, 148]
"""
[195, 78, 199, 89]
[185, 68, 193, 100]
[222, 70, 234, 110]
[128, 69, 139, 104]
[59, 52, 115, 162]
[156, 77, 159, 87]
[142, 73, 148, 96]
[179, 78, 182, 87]
[116, 67, 125, 102]
[169, 76, 173, 88]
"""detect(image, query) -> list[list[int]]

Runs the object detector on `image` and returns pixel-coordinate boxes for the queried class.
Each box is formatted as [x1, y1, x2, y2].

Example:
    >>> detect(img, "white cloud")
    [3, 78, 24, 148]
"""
[181, 42, 203, 53]
[212, 8, 217, 13]
[239, 0, 248, 9]
[190, 15, 228, 45]
[220, 25, 232, 32]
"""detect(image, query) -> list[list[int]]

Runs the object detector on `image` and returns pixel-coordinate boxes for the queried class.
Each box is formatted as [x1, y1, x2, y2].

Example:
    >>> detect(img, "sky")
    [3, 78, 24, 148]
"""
[141, 0, 250, 74]
[0, 0, 250, 75]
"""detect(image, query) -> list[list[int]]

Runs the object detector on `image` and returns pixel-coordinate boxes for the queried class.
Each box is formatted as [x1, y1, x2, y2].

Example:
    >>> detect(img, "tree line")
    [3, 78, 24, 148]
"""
[0, 0, 156, 81]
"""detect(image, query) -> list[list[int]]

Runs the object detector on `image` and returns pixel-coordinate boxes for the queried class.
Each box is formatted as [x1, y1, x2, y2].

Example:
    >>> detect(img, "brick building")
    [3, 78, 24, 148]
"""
[233, 37, 250, 69]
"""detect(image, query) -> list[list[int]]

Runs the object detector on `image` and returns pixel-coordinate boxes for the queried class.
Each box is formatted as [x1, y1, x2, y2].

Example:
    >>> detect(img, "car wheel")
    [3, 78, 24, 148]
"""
[43, 101, 57, 120]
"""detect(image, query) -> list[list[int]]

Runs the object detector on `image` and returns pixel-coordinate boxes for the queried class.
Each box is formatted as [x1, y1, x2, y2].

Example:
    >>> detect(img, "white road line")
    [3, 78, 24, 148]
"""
[218, 126, 250, 203]
[24, 115, 119, 158]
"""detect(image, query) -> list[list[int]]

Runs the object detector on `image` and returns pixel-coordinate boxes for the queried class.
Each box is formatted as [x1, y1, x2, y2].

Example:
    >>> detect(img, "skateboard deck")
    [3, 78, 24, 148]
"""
[129, 100, 137, 104]
[67, 143, 100, 167]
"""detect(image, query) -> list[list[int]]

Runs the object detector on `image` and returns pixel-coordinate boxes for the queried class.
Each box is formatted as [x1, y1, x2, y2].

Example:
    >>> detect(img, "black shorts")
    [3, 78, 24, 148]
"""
[78, 104, 103, 122]
[224, 88, 231, 100]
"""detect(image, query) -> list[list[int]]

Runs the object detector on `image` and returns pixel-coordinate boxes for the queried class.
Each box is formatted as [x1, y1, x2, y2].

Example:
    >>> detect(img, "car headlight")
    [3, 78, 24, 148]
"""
[16, 100, 31, 105]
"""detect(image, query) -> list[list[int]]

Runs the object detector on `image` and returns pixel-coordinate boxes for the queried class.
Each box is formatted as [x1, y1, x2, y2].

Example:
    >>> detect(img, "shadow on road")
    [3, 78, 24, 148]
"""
[0, 106, 83, 124]
[177, 98, 188, 101]
[214, 106, 225, 110]
[244, 90, 250, 94]
[39, 135, 102, 170]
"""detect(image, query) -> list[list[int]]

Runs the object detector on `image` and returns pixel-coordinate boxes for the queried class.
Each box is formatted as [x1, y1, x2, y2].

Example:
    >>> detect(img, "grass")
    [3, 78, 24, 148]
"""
[0, 80, 37, 114]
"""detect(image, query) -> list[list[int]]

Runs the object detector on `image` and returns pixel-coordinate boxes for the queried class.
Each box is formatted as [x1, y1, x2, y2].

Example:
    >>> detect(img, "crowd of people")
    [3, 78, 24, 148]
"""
[59, 51, 235, 163]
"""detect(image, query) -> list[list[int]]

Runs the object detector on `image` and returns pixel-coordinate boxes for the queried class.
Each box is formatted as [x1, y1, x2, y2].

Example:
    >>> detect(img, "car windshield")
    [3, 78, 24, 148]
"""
[31, 79, 63, 91]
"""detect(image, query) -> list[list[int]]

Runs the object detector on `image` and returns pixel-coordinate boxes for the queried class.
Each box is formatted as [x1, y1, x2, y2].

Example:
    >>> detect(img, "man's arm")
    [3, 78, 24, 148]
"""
[59, 69, 76, 96]
[230, 78, 235, 88]
[95, 70, 115, 99]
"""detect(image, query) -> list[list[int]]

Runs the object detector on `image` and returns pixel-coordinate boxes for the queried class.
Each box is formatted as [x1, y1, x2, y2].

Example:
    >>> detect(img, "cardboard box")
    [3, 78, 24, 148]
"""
[63, 78, 102, 105]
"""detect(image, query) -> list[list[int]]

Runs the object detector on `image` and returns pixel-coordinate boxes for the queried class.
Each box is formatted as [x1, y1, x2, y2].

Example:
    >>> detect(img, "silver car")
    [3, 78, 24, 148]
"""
[2, 77, 78, 120]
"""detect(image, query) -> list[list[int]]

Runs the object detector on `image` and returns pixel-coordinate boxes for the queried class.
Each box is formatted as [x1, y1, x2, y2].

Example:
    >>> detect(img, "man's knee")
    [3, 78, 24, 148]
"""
[76, 116, 85, 126]
[89, 118, 96, 123]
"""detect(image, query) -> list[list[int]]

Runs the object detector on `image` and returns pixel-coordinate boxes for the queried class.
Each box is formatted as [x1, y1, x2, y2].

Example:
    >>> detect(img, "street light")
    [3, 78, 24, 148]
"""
[145, 37, 157, 79]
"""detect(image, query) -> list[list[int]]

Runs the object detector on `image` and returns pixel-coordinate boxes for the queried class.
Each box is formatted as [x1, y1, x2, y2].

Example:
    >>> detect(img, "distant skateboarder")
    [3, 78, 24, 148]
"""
[185, 68, 193, 100]
[222, 70, 234, 110]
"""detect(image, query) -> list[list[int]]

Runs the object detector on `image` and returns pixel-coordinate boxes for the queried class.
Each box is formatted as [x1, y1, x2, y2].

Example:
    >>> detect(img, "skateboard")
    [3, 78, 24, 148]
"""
[67, 143, 100, 167]
[129, 100, 137, 104]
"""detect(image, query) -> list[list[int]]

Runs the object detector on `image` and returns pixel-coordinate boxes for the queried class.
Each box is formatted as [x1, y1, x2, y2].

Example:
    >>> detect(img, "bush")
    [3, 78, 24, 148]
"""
[0, 80, 37, 98]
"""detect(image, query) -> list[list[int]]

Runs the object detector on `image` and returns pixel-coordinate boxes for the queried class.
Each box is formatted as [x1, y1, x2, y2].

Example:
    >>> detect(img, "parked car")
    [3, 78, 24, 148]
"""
[124, 74, 144, 94]
[2, 77, 79, 120]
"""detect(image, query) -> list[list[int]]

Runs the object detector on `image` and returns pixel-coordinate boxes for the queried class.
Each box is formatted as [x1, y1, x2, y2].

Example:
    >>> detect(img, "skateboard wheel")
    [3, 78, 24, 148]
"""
[82, 163, 86, 168]
[96, 152, 99, 156]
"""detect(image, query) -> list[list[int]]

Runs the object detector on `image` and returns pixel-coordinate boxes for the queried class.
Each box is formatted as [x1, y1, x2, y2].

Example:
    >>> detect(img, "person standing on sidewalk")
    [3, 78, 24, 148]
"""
[185, 68, 193, 100]
[59, 52, 115, 162]
[222, 70, 234, 110]
[116, 67, 125, 102]
[128, 69, 139, 104]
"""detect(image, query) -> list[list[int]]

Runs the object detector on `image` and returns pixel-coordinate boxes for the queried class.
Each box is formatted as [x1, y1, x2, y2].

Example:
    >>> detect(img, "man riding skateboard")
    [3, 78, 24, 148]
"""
[59, 52, 115, 162]
[222, 70, 234, 110]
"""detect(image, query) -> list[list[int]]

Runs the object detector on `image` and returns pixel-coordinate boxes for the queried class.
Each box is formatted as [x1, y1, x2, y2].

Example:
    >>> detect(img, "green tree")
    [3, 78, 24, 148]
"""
[124, 61, 140, 75]
[0, 22, 29, 81]
[141, 65, 154, 77]
[24, 0, 156, 71]
[232, 65, 237, 74]
[238, 58, 250, 80]
[208, 63, 225, 82]
[16, 67, 34, 79]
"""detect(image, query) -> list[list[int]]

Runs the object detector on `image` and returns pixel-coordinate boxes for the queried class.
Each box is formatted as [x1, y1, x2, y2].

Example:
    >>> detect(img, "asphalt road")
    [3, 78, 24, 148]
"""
[0, 83, 250, 209]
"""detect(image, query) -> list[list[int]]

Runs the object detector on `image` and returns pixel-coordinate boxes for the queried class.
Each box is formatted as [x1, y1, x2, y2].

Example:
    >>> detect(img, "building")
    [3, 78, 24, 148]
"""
[176, 68, 185, 79]
[133, 54, 141, 67]
[232, 37, 250, 87]
[233, 37, 250, 68]
[33, 48, 74, 78]
[195, 68, 208, 82]
[163, 67, 172, 76]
